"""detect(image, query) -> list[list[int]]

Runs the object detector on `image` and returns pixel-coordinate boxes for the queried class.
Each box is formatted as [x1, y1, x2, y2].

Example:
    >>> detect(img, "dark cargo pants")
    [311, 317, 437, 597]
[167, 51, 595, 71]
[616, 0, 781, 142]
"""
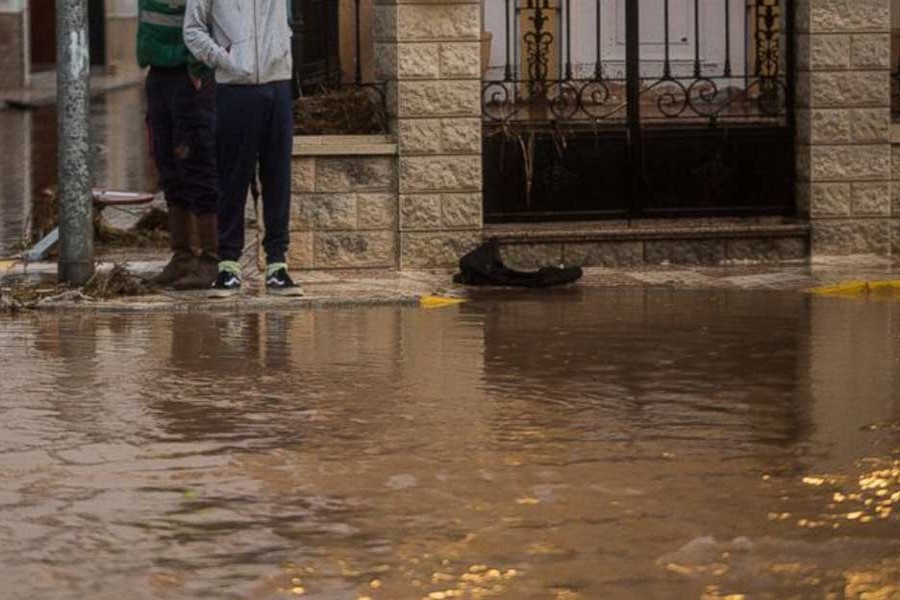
[145, 65, 218, 215]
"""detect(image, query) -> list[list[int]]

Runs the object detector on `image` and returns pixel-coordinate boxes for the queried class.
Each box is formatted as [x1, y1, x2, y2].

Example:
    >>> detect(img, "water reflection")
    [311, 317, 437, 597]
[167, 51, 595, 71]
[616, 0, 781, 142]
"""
[0, 87, 154, 256]
[0, 291, 898, 599]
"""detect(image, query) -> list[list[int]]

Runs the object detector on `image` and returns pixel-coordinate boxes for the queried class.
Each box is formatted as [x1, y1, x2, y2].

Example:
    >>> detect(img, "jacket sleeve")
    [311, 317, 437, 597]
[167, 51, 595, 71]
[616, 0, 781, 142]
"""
[183, 0, 229, 70]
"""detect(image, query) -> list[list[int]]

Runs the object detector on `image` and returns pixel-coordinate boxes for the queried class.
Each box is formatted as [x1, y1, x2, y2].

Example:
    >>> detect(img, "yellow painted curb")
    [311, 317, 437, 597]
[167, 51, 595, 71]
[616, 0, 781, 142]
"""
[419, 295, 467, 309]
[810, 279, 900, 298]
[0, 260, 17, 273]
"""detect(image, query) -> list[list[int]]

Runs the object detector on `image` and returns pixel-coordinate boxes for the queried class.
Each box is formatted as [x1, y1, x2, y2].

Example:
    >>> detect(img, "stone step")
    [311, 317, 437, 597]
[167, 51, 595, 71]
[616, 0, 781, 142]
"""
[485, 217, 810, 268]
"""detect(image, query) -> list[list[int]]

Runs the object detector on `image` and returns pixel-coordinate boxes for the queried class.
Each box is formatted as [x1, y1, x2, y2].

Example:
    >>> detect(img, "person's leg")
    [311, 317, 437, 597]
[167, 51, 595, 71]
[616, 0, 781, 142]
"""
[171, 72, 218, 216]
[145, 69, 195, 286]
[206, 84, 266, 295]
[169, 72, 220, 290]
[257, 80, 293, 267]
[215, 84, 264, 267]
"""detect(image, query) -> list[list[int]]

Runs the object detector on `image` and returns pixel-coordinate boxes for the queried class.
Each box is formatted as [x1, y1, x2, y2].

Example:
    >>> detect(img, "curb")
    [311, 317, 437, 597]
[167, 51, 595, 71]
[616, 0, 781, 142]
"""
[2, 291, 472, 315]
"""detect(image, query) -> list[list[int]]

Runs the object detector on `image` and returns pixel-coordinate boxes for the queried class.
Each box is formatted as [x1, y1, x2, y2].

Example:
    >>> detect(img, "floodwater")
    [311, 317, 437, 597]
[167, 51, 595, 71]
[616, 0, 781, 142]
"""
[0, 88, 155, 257]
[1, 290, 899, 600]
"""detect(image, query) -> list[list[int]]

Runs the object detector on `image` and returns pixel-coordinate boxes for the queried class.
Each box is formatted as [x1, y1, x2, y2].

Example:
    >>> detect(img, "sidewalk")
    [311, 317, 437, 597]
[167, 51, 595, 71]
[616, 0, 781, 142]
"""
[4, 198, 899, 312]
[1, 69, 143, 110]
[2, 254, 898, 313]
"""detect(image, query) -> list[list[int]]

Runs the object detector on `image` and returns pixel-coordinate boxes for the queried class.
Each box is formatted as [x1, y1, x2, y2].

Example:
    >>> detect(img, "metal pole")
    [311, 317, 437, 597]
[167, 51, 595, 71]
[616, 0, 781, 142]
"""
[56, 0, 94, 285]
[625, 0, 642, 216]
[354, 0, 362, 86]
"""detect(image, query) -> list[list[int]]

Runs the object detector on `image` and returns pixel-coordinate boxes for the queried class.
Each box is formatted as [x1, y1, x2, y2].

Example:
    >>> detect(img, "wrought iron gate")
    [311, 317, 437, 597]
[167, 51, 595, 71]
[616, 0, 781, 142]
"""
[482, 0, 795, 222]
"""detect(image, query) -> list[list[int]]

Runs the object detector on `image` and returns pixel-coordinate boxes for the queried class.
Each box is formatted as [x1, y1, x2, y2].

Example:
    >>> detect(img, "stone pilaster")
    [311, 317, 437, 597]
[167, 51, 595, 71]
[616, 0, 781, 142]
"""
[104, 0, 140, 76]
[374, 0, 483, 269]
[795, 0, 894, 256]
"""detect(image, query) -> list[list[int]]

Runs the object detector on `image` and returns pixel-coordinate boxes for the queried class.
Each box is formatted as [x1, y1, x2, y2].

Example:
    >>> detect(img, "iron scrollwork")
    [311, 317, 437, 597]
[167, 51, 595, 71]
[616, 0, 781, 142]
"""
[483, 0, 622, 126]
[483, 0, 789, 127]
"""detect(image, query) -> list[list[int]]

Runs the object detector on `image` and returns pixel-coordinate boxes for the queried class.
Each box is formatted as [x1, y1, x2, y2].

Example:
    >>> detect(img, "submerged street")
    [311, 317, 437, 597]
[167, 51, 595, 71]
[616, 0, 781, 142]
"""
[0, 289, 898, 599]
[2, 0, 900, 597]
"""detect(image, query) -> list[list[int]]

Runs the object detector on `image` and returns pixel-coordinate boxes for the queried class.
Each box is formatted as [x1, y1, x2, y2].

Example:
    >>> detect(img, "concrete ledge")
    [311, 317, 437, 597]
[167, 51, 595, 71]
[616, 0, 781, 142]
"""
[292, 135, 398, 157]
[488, 218, 811, 268]
[486, 218, 810, 244]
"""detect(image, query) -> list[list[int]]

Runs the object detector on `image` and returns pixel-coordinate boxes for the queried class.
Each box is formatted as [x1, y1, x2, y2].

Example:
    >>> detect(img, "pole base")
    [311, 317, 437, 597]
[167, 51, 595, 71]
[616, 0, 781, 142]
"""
[58, 261, 95, 287]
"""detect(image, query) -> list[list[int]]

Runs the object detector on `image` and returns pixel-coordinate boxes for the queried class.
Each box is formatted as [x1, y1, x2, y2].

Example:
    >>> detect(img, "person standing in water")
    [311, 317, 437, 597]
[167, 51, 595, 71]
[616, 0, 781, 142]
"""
[139, 0, 219, 290]
[183, 0, 301, 296]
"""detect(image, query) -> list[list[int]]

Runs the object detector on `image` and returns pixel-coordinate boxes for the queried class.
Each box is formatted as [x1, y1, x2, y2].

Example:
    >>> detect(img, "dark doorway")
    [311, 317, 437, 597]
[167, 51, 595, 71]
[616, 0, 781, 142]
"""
[29, 0, 106, 71]
[30, 0, 56, 70]
[88, 0, 106, 67]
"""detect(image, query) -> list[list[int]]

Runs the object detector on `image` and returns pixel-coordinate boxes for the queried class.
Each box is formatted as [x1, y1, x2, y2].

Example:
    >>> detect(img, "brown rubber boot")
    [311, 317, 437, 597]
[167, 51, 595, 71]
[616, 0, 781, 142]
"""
[152, 204, 197, 286]
[172, 212, 219, 290]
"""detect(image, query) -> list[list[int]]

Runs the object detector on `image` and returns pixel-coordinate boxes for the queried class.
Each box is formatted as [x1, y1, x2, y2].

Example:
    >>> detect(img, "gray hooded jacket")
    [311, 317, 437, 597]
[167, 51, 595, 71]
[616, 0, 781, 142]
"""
[183, 0, 293, 85]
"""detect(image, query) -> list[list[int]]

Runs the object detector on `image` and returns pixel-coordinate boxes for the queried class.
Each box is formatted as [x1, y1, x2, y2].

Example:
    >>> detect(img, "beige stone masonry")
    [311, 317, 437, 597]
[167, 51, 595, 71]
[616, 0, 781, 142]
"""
[292, 136, 398, 156]
[289, 136, 399, 270]
[375, 0, 483, 269]
[397, 80, 481, 117]
[798, 0, 890, 33]
[796, 0, 894, 256]
[287, 1, 486, 272]
[486, 221, 810, 269]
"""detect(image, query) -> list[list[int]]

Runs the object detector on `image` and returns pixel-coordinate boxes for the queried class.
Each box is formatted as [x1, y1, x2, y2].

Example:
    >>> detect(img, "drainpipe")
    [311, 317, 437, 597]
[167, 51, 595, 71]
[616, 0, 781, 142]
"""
[56, 0, 94, 285]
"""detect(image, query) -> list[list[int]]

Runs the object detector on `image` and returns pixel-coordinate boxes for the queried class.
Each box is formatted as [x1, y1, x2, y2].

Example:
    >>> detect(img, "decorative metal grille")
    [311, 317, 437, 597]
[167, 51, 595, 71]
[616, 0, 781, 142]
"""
[483, 0, 791, 127]
[480, 0, 796, 222]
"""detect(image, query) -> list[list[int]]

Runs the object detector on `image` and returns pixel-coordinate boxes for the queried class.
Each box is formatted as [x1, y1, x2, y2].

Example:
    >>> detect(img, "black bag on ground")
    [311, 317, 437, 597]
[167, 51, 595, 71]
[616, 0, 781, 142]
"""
[453, 239, 583, 288]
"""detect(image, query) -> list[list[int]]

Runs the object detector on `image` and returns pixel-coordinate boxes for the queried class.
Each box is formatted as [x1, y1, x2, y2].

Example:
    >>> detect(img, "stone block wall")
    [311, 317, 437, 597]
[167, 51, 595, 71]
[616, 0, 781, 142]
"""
[374, 0, 484, 268]
[104, 0, 139, 74]
[796, 0, 896, 256]
[0, 10, 27, 89]
[492, 221, 810, 270]
[287, 0, 491, 272]
[290, 137, 400, 269]
[892, 136, 900, 256]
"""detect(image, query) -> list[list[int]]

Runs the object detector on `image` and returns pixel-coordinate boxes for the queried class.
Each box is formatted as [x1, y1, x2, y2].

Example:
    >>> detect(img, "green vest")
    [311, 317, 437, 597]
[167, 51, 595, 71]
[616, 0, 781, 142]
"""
[137, 0, 209, 76]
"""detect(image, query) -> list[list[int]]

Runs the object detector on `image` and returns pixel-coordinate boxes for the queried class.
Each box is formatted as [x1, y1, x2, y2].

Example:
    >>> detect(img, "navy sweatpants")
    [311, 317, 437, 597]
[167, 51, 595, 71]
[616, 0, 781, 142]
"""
[145, 66, 218, 214]
[216, 81, 293, 265]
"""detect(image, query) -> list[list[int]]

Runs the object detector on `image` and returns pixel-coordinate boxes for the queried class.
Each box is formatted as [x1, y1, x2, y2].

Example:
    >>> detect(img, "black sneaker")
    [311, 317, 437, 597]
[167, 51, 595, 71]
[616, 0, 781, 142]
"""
[210, 269, 241, 298]
[266, 267, 303, 296]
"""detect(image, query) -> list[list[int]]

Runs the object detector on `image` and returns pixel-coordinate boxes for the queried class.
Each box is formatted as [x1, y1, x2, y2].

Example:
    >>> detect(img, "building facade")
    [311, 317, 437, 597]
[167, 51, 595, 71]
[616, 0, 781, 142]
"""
[0, 0, 140, 89]
[1, 0, 898, 268]
[284, 0, 900, 268]
[285, 0, 900, 270]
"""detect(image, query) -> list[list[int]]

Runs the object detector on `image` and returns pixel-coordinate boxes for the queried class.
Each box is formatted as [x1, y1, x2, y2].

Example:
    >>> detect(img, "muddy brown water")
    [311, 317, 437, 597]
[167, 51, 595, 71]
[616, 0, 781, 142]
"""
[0, 88, 155, 257]
[1, 289, 899, 599]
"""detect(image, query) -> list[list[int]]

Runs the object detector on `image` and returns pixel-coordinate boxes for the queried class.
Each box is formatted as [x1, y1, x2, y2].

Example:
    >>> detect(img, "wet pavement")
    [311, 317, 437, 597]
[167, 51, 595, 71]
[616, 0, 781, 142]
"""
[0, 87, 155, 257]
[0, 290, 898, 599]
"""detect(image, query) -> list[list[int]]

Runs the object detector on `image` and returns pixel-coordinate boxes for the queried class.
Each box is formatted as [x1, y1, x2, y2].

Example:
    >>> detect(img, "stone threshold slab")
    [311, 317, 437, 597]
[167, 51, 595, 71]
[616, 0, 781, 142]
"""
[293, 135, 398, 157]
[486, 218, 810, 244]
